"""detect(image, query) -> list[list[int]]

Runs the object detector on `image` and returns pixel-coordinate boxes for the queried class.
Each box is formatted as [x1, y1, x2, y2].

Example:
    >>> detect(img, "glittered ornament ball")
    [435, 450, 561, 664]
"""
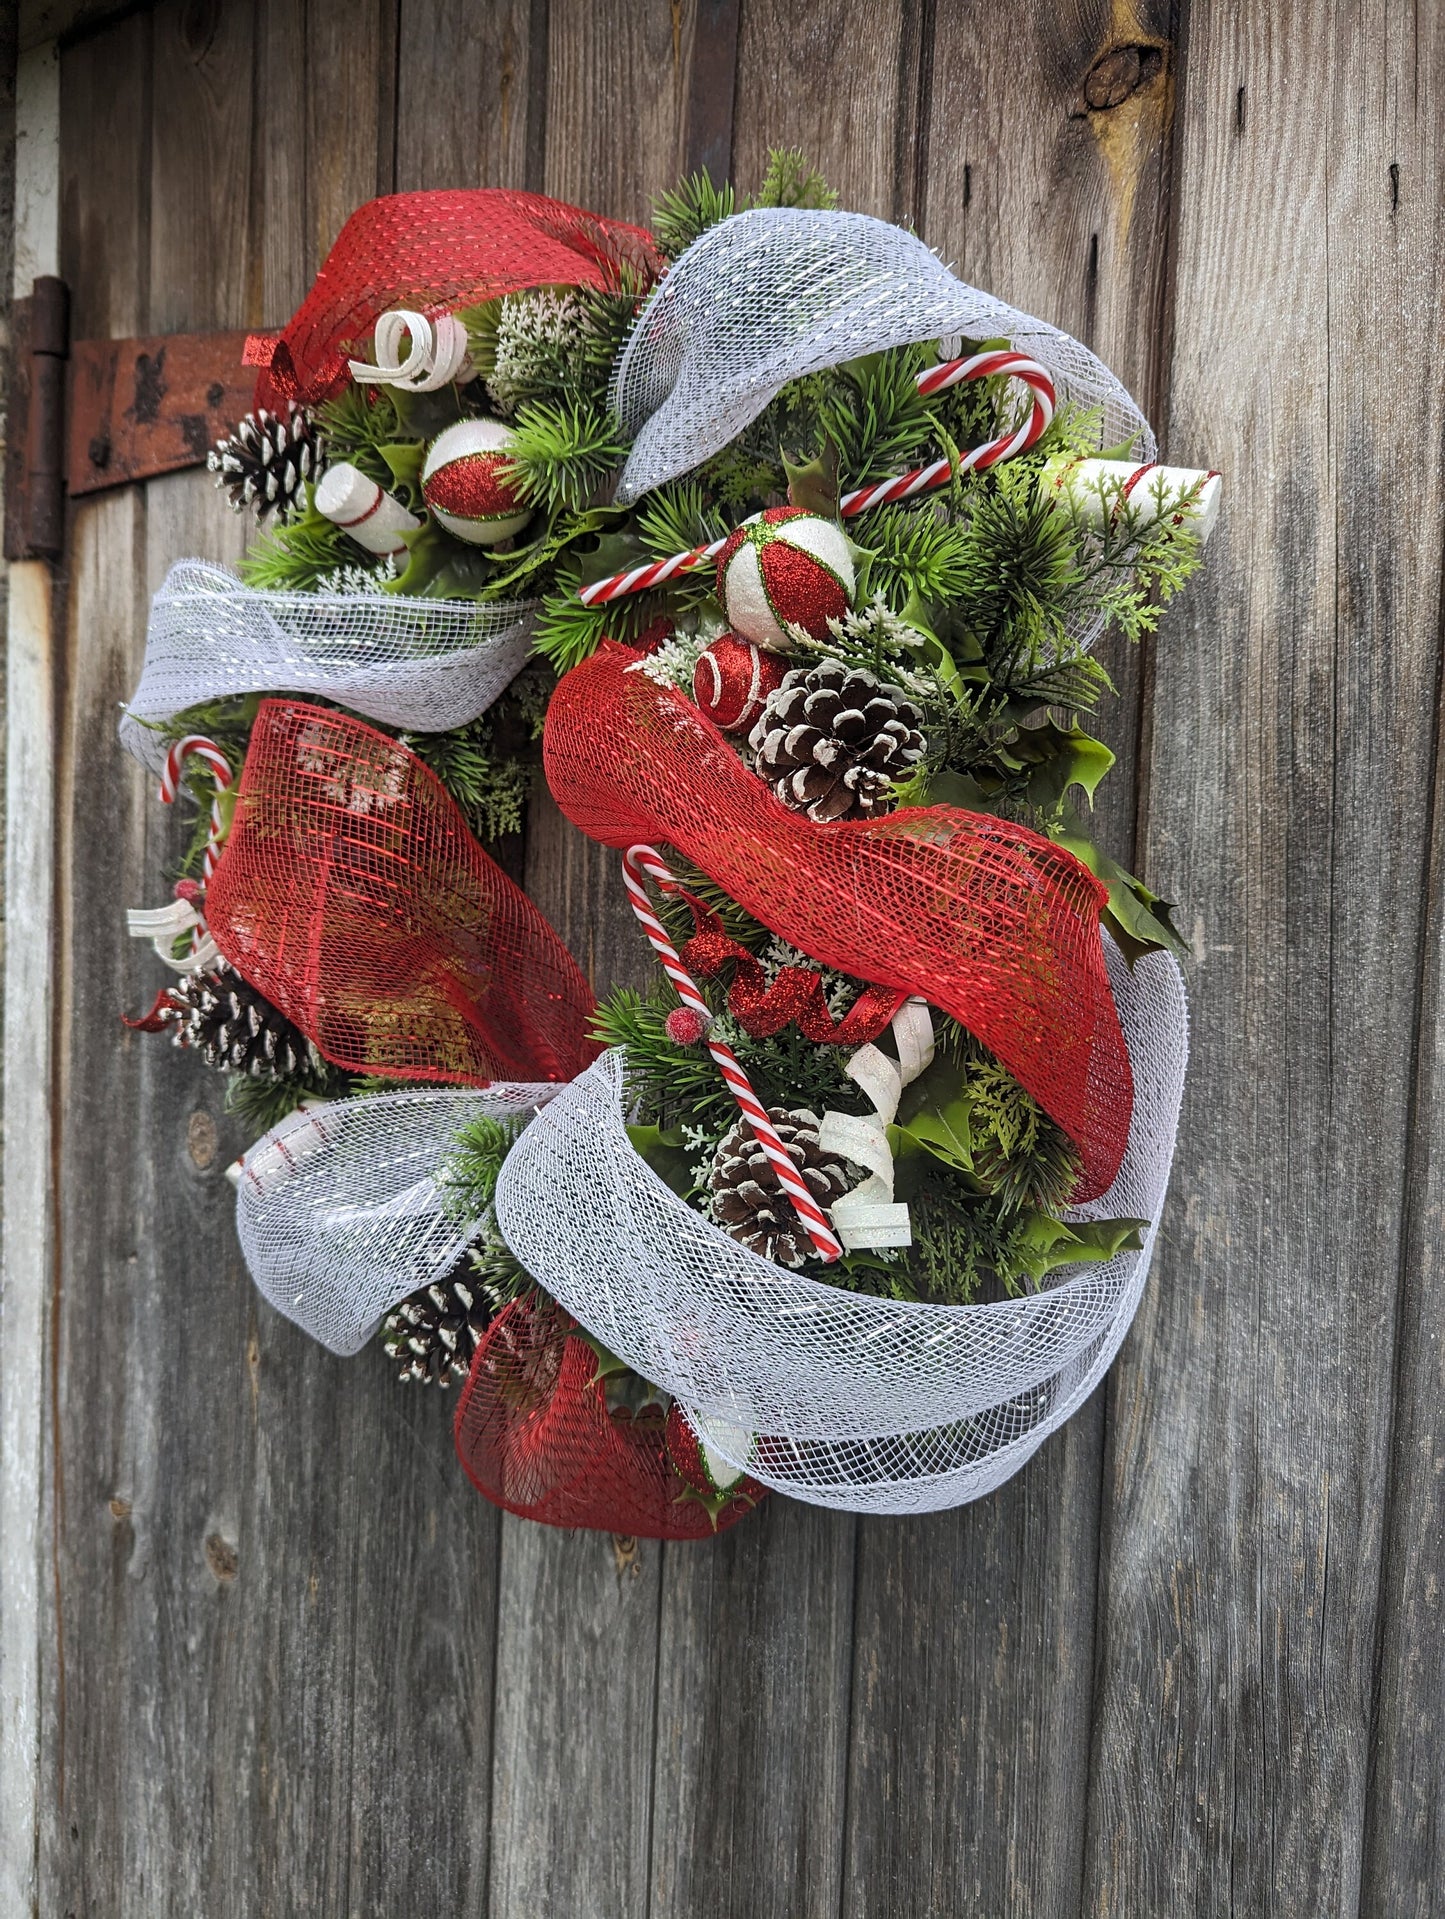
[715, 506, 855, 651]
[665, 1402, 754, 1503]
[421, 418, 531, 545]
[692, 633, 789, 734]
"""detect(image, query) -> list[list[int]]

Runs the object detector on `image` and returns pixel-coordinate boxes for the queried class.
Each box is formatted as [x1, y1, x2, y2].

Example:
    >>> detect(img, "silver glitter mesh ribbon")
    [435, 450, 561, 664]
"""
[121, 560, 537, 774]
[495, 939, 1187, 1514]
[611, 207, 1154, 504]
[235, 1084, 559, 1354]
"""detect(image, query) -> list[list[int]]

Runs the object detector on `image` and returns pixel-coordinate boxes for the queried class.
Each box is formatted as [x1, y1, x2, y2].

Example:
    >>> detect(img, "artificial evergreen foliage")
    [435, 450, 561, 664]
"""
[504, 397, 629, 516]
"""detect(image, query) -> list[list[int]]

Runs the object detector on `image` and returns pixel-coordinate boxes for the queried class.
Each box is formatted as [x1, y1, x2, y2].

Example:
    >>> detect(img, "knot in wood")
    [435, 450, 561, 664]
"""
[204, 1532, 239, 1581]
[1084, 44, 1164, 111]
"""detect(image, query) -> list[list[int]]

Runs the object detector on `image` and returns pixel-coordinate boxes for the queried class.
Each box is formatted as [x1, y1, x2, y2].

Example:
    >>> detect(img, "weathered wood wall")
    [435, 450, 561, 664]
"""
[17, 1, 1444, 1913]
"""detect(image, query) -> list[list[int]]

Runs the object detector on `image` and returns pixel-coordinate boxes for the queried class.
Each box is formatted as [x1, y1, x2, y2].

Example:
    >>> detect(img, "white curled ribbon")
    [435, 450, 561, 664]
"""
[347, 308, 474, 392]
[126, 897, 221, 973]
[818, 997, 935, 1250]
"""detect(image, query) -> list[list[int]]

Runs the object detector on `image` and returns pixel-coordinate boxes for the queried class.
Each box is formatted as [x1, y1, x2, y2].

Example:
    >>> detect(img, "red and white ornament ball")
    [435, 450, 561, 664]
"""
[715, 506, 854, 651]
[421, 419, 531, 545]
[692, 633, 788, 734]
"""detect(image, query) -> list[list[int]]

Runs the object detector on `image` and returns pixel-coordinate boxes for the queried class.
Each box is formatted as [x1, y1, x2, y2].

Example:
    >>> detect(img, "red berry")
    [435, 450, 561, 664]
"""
[665, 1006, 710, 1046]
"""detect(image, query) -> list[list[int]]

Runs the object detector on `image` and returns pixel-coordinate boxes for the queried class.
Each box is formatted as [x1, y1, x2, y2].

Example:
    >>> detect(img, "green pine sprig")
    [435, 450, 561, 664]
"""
[505, 396, 628, 516]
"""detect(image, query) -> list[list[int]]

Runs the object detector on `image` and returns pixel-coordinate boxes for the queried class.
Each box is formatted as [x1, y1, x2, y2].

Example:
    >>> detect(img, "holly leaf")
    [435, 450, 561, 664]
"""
[578, 522, 649, 588]
[1014, 1212, 1146, 1286]
[1054, 819, 1188, 964]
[385, 518, 495, 598]
[478, 504, 628, 599]
[380, 439, 425, 508]
[889, 1055, 978, 1176]
[389, 383, 463, 440]
[1007, 718, 1115, 812]
[783, 438, 841, 517]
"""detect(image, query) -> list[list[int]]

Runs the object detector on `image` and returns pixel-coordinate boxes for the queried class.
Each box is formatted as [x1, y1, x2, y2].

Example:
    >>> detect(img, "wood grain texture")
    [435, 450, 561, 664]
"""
[731, 0, 918, 217]
[1084, 2, 1445, 1912]
[541, 0, 693, 226]
[395, 0, 535, 192]
[1340, 5, 1445, 1912]
[649, 1500, 855, 1919]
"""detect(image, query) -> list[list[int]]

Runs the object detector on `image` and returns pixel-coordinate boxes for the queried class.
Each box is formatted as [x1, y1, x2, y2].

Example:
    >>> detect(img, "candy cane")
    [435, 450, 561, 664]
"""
[840, 349, 1053, 513]
[621, 844, 843, 1264]
[578, 349, 1056, 608]
[161, 736, 234, 879]
[160, 735, 234, 886]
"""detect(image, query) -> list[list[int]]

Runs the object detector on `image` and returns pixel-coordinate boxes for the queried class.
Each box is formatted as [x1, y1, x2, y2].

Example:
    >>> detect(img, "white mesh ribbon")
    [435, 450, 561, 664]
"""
[121, 560, 537, 774]
[495, 939, 1187, 1514]
[235, 1084, 559, 1355]
[612, 207, 1154, 504]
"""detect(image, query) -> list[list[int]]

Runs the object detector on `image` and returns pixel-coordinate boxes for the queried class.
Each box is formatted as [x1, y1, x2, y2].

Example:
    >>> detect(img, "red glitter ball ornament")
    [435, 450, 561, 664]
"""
[422, 419, 531, 545]
[664, 1005, 710, 1046]
[691, 633, 788, 733]
[715, 506, 854, 650]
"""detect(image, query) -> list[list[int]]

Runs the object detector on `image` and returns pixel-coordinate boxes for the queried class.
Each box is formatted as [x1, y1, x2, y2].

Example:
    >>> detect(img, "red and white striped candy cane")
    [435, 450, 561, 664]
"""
[160, 735, 234, 887]
[840, 349, 1053, 514]
[578, 535, 730, 608]
[621, 844, 843, 1264]
[578, 349, 1056, 608]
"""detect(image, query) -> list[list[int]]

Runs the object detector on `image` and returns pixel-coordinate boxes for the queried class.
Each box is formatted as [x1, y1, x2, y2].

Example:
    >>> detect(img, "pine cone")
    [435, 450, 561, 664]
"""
[208, 407, 321, 521]
[747, 660, 925, 822]
[382, 1257, 490, 1386]
[158, 968, 312, 1077]
[709, 1108, 855, 1269]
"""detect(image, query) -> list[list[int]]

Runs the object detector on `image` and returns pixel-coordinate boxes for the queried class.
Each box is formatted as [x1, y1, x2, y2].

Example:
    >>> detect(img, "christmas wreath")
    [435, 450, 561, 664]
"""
[124, 151, 1217, 1535]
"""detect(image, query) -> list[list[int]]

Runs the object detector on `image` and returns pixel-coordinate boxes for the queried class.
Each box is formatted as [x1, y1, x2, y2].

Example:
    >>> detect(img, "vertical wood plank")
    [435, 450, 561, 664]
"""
[0, 31, 56, 1911]
[650, 1501, 855, 1919]
[835, 7, 1182, 1915]
[45, 16, 154, 1914]
[1356, 26, 1445, 1898]
[1084, 2, 1445, 1911]
[730, 0, 918, 216]
[394, 0, 535, 192]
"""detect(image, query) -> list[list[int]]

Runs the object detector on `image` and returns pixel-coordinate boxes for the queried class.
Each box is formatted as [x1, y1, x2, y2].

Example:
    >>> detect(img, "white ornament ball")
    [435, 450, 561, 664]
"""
[421, 418, 531, 545]
[715, 506, 855, 652]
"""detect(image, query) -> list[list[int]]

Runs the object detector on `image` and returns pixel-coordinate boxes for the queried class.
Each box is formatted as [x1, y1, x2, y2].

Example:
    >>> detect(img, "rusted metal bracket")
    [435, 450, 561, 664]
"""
[4, 274, 255, 562]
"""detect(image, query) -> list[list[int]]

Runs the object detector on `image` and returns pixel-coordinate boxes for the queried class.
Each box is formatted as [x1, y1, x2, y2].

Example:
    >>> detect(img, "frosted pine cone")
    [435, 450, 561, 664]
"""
[382, 1260, 490, 1387]
[747, 659, 925, 822]
[708, 1108, 854, 1268]
[208, 406, 321, 521]
[157, 968, 312, 1078]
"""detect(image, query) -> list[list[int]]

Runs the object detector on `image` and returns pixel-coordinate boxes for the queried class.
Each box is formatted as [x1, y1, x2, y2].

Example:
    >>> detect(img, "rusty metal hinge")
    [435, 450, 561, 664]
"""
[5, 275, 255, 563]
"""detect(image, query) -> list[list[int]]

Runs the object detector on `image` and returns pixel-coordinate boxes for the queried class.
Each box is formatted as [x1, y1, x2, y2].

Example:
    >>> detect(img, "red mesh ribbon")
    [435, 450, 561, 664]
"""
[204, 700, 598, 1085]
[544, 644, 1133, 1200]
[455, 1298, 762, 1538]
[252, 189, 663, 407]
